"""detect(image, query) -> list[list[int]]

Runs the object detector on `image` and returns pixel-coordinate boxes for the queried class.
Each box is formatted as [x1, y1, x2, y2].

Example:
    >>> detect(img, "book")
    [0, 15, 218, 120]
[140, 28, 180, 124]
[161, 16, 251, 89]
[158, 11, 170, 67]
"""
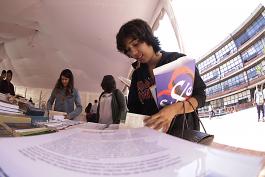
[25, 106, 45, 116]
[0, 114, 32, 124]
[0, 100, 22, 114]
[0, 127, 263, 177]
[149, 85, 158, 106]
[52, 115, 65, 121]
[0, 122, 13, 137]
[0, 100, 19, 110]
[153, 56, 195, 109]
[124, 112, 149, 128]
[0, 109, 23, 115]
[13, 127, 56, 136]
[0, 122, 56, 137]
[48, 110, 67, 117]
[30, 116, 49, 123]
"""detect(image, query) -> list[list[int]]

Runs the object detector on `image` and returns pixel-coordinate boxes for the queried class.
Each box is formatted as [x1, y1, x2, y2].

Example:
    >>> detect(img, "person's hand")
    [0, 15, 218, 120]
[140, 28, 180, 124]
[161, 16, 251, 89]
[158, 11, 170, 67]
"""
[65, 114, 70, 119]
[144, 104, 178, 133]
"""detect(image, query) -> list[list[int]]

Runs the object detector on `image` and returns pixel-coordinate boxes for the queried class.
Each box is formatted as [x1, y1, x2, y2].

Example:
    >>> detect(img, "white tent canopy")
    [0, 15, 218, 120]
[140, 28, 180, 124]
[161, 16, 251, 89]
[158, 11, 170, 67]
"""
[0, 0, 181, 93]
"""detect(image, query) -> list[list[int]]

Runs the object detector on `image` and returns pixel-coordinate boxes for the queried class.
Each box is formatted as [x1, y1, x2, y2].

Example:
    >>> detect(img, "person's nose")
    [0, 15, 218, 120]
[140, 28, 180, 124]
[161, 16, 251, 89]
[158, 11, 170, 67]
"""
[130, 47, 139, 58]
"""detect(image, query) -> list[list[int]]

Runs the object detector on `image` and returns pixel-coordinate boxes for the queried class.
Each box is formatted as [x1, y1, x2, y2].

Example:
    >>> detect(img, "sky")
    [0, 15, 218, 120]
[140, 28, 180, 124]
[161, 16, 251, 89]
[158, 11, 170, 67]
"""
[155, 0, 264, 60]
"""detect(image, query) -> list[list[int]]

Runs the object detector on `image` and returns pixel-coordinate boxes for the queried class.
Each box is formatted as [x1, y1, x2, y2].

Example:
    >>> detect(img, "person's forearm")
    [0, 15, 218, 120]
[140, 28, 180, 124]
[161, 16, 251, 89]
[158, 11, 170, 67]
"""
[68, 106, 82, 119]
[170, 97, 199, 115]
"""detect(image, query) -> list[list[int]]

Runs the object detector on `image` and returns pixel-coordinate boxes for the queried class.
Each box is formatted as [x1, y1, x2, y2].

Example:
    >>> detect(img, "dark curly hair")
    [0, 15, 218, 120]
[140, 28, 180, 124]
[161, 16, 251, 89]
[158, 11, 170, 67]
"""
[116, 19, 161, 56]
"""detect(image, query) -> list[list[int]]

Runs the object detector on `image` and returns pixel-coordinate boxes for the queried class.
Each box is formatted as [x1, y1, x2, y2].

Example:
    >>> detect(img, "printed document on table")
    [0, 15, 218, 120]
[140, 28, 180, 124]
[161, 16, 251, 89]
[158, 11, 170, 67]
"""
[0, 127, 263, 177]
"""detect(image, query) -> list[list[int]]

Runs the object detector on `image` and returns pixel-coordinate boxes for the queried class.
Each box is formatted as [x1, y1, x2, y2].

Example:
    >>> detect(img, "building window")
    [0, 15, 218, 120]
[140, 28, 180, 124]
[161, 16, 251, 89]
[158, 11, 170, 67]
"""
[247, 63, 264, 81]
[206, 83, 222, 96]
[198, 55, 216, 72]
[262, 59, 265, 75]
[219, 55, 243, 76]
[235, 33, 250, 48]
[241, 38, 264, 63]
[246, 15, 265, 38]
[222, 73, 246, 91]
[201, 68, 220, 83]
[224, 90, 250, 106]
[247, 67, 257, 81]
[214, 41, 237, 62]
[235, 15, 265, 48]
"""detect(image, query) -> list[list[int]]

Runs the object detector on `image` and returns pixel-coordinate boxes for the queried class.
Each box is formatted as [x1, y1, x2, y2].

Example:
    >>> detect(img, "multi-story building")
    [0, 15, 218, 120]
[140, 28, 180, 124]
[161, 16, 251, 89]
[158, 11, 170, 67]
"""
[197, 4, 265, 115]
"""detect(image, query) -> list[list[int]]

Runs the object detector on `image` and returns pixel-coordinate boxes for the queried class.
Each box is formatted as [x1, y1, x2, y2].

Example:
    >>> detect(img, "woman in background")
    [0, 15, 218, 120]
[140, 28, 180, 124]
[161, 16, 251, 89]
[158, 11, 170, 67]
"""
[47, 69, 82, 120]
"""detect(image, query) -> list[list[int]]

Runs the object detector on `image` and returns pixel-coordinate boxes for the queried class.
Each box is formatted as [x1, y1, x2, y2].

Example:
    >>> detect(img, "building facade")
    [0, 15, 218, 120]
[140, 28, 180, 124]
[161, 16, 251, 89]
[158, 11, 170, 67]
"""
[197, 4, 265, 114]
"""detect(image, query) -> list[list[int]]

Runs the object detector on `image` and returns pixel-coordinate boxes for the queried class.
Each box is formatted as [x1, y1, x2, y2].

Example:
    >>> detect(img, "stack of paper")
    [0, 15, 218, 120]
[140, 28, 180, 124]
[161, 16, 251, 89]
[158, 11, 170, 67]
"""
[0, 127, 263, 177]
[36, 119, 82, 130]
[0, 100, 23, 115]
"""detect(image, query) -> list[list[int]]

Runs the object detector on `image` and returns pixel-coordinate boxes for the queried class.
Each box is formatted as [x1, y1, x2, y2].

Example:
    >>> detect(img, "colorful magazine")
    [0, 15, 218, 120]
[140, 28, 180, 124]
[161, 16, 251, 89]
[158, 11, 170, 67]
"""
[153, 56, 195, 109]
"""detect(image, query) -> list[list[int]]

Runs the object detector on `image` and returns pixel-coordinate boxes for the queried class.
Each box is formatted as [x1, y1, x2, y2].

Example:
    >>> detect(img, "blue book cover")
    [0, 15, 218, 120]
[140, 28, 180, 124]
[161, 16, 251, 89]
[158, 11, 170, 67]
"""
[153, 56, 195, 109]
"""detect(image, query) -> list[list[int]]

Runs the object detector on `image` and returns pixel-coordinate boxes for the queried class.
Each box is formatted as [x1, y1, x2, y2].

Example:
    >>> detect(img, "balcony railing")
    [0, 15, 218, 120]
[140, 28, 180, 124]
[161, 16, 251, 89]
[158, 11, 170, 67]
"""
[248, 74, 265, 85]
[207, 83, 248, 100]
[200, 28, 265, 76]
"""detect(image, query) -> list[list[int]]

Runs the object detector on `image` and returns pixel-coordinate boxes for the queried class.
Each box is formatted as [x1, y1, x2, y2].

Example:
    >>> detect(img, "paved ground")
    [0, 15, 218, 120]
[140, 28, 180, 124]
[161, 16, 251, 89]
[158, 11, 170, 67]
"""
[201, 107, 265, 152]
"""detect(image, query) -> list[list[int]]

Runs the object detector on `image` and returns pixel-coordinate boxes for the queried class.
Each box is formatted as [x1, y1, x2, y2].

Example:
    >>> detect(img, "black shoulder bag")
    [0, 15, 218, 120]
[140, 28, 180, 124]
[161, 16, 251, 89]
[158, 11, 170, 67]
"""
[170, 100, 214, 145]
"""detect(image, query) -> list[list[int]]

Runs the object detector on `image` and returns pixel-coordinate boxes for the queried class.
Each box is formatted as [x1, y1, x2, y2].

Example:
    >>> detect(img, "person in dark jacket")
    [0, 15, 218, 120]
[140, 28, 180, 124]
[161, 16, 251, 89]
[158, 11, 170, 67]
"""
[96, 75, 127, 125]
[85, 102, 94, 122]
[0, 70, 15, 96]
[116, 19, 206, 134]
[0, 70, 6, 81]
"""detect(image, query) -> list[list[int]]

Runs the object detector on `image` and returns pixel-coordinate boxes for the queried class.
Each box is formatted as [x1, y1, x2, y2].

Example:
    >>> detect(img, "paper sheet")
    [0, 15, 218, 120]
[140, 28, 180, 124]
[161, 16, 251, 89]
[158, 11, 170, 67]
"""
[125, 113, 148, 128]
[0, 127, 263, 177]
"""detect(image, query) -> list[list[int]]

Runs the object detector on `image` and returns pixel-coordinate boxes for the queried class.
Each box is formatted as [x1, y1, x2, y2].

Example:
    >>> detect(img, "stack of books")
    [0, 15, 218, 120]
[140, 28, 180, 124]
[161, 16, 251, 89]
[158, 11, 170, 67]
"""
[0, 113, 55, 137]
[0, 100, 23, 115]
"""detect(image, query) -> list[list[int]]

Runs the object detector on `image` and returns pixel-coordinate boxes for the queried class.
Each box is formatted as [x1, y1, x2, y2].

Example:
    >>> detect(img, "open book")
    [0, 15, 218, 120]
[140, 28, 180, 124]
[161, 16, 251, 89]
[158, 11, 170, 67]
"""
[152, 56, 195, 109]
